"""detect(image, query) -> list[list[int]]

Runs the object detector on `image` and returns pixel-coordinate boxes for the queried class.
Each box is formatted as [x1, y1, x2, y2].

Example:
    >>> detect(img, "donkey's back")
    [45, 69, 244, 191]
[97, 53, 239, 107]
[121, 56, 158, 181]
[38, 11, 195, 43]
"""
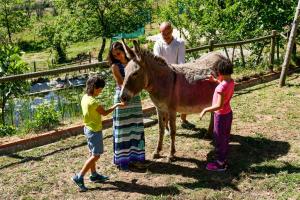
[168, 52, 229, 114]
[172, 52, 227, 83]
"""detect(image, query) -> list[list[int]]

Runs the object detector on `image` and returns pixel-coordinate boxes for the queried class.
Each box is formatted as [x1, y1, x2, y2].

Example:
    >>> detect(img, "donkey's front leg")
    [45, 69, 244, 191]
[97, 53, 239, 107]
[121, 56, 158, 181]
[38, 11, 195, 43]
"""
[153, 110, 166, 159]
[207, 112, 214, 138]
[167, 112, 177, 162]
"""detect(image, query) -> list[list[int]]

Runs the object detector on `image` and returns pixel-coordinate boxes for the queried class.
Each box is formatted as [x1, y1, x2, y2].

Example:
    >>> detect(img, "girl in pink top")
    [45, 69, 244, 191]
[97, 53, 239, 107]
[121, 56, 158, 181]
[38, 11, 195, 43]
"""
[200, 59, 234, 171]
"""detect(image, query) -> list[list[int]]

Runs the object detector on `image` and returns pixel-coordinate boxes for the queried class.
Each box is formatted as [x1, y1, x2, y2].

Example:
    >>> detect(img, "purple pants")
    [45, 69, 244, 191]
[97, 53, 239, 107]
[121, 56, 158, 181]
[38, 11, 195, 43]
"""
[213, 111, 233, 163]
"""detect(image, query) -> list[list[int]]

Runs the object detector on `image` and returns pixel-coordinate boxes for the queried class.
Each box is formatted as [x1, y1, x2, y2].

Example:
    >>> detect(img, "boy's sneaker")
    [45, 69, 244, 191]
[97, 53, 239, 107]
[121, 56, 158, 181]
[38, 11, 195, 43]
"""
[206, 161, 227, 172]
[89, 173, 109, 183]
[71, 175, 88, 192]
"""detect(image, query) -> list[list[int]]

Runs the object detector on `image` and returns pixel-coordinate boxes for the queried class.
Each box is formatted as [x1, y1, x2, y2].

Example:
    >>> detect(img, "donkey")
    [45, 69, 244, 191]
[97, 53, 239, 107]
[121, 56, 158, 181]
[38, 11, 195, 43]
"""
[120, 40, 229, 162]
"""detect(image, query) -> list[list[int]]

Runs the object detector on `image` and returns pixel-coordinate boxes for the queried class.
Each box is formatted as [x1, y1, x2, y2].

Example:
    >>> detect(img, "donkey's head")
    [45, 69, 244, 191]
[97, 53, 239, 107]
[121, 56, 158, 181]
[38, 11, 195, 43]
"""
[120, 40, 148, 102]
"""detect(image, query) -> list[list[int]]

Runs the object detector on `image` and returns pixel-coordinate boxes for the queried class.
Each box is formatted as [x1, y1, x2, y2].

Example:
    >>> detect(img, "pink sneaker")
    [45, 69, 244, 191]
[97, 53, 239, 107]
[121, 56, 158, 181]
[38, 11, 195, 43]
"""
[206, 161, 227, 172]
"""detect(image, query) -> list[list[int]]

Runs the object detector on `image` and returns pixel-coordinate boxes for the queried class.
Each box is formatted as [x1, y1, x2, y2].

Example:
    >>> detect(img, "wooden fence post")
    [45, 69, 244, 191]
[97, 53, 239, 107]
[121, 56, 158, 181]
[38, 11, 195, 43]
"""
[208, 40, 214, 52]
[224, 47, 230, 59]
[269, 30, 276, 72]
[256, 44, 264, 65]
[89, 52, 92, 63]
[33, 61, 36, 72]
[239, 45, 246, 67]
[232, 45, 236, 63]
[279, 0, 300, 87]
[276, 37, 280, 61]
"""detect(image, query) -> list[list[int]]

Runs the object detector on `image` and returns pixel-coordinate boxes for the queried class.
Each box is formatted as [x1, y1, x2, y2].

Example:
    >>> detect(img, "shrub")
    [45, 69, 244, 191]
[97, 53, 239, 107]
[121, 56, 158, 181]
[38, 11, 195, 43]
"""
[0, 125, 17, 137]
[17, 40, 48, 52]
[30, 103, 61, 131]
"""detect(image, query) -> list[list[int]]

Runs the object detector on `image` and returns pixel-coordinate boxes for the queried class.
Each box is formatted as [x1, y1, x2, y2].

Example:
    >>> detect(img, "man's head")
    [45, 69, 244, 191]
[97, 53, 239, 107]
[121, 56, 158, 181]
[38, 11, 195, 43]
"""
[160, 22, 173, 44]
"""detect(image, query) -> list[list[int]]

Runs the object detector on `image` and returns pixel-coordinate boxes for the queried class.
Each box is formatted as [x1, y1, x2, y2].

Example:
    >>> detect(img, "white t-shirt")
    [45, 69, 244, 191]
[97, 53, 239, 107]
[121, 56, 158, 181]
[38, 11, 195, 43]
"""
[153, 37, 185, 64]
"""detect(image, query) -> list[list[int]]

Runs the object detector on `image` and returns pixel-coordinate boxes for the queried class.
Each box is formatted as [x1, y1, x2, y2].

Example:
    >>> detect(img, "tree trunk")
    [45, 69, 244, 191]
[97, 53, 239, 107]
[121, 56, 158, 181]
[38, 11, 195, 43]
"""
[4, 4, 12, 44]
[25, 0, 32, 18]
[98, 38, 106, 62]
[55, 43, 67, 64]
[279, 0, 300, 87]
[1, 98, 6, 125]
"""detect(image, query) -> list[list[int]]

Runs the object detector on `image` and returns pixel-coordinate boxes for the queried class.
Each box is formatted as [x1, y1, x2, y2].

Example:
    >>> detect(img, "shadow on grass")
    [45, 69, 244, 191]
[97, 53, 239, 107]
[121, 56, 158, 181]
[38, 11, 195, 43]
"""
[146, 133, 299, 191]
[1, 131, 298, 195]
[88, 180, 180, 196]
[286, 83, 300, 87]
[177, 127, 213, 140]
[0, 134, 114, 170]
[0, 142, 87, 170]
[234, 83, 274, 97]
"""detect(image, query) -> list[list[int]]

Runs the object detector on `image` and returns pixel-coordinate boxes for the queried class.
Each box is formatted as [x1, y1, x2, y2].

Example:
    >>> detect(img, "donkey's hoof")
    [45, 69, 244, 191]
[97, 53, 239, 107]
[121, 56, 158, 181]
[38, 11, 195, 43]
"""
[153, 153, 160, 159]
[167, 156, 176, 163]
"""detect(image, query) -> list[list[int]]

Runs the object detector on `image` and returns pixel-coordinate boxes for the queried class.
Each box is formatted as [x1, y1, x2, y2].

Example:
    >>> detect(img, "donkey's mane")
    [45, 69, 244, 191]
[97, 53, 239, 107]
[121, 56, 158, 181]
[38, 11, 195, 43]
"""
[139, 48, 169, 66]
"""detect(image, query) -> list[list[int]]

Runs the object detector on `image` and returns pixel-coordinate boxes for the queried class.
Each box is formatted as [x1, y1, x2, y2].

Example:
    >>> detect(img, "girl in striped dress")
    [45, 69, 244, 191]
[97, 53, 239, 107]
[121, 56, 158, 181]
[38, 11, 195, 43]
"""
[107, 41, 146, 171]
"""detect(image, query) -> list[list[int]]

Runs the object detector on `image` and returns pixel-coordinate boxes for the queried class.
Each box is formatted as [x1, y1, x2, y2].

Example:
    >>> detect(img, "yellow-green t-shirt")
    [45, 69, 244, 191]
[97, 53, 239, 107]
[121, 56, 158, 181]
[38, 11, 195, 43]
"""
[81, 94, 102, 132]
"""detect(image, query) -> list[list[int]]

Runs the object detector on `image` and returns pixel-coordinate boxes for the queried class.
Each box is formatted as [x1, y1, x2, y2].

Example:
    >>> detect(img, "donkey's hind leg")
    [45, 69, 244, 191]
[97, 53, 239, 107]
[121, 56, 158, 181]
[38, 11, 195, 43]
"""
[153, 110, 166, 159]
[167, 112, 177, 163]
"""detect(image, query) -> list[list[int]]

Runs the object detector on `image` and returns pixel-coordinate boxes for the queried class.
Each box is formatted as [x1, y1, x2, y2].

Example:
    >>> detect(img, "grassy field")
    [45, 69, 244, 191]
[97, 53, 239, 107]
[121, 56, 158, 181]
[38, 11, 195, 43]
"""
[19, 22, 159, 72]
[0, 73, 299, 199]
[21, 38, 104, 71]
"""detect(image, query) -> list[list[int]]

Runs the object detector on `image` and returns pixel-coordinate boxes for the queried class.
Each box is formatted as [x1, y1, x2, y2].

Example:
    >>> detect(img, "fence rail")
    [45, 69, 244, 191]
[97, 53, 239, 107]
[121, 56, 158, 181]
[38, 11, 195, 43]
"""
[0, 30, 283, 83]
[0, 62, 109, 83]
[186, 30, 278, 71]
[186, 34, 274, 53]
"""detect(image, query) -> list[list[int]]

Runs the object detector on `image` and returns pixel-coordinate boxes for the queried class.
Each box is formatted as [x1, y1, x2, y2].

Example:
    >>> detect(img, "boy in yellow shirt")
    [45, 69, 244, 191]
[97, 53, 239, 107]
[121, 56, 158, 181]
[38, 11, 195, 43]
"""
[72, 76, 123, 192]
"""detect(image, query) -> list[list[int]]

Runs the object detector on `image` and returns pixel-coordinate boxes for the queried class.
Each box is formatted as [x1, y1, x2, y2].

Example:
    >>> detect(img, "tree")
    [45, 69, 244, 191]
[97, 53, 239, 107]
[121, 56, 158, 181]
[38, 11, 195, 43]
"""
[0, 0, 29, 44]
[158, 0, 297, 47]
[24, 0, 32, 18]
[64, 0, 152, 61]
[0, 45, 29, 125]
[37, 15, 74, 63]
[37, 1, 90, 63]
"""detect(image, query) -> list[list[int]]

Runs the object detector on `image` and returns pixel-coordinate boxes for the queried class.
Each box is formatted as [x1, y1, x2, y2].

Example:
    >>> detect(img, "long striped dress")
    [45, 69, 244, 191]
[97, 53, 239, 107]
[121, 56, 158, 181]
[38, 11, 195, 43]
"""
[113, 63, 145, 168]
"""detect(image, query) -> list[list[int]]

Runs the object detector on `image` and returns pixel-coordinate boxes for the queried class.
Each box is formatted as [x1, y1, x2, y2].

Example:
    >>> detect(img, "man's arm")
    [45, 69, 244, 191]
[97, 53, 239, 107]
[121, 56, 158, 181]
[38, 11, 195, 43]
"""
[177, 40, 185, 64]
[153, 41, 161, 56]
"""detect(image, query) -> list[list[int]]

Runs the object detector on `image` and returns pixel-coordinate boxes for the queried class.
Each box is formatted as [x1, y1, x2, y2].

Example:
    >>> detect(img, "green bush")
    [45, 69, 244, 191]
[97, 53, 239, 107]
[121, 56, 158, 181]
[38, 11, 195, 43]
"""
[30, 103, 61, 131]
[17, 40, 48, 52]
[0, 125, 17, 137]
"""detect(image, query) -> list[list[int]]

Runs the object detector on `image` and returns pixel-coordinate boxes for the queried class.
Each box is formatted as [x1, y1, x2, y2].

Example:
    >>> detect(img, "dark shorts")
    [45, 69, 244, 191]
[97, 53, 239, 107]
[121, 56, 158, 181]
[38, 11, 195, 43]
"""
[84, 126, 104, 156]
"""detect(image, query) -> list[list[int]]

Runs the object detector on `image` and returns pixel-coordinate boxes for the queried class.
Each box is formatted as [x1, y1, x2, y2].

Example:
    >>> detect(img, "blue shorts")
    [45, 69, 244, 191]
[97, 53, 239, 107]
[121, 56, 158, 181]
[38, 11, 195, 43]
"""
[84, 126, 104, 156]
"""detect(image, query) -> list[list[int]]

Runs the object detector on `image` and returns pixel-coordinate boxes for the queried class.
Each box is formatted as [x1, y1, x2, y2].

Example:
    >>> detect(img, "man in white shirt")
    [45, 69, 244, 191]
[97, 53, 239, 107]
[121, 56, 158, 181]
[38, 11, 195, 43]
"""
[153, 22, 195, 129]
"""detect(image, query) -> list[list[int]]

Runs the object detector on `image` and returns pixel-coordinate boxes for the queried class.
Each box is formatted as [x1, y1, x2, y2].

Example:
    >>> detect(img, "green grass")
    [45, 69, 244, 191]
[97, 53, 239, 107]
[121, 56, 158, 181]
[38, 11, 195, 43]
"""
[21, 38, 104, 71]
[0, 72, 300, 199]
[21, 49, 51, 71]
[66, 38, 103, 59]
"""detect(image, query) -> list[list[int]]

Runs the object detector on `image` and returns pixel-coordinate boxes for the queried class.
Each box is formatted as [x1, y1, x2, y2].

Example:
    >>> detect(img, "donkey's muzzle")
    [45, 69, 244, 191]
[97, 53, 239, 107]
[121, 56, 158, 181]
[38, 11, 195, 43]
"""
[120, 93, 130, 103]
[120, 87, 134, 102]
[120, 88, 132, 103]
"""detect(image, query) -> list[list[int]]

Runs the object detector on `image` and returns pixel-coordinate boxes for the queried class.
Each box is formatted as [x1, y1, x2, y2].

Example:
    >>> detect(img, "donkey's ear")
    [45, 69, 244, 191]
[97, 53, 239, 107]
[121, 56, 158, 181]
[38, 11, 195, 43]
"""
[121, 39, 135, 59]
[133, 40, 142, 61]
